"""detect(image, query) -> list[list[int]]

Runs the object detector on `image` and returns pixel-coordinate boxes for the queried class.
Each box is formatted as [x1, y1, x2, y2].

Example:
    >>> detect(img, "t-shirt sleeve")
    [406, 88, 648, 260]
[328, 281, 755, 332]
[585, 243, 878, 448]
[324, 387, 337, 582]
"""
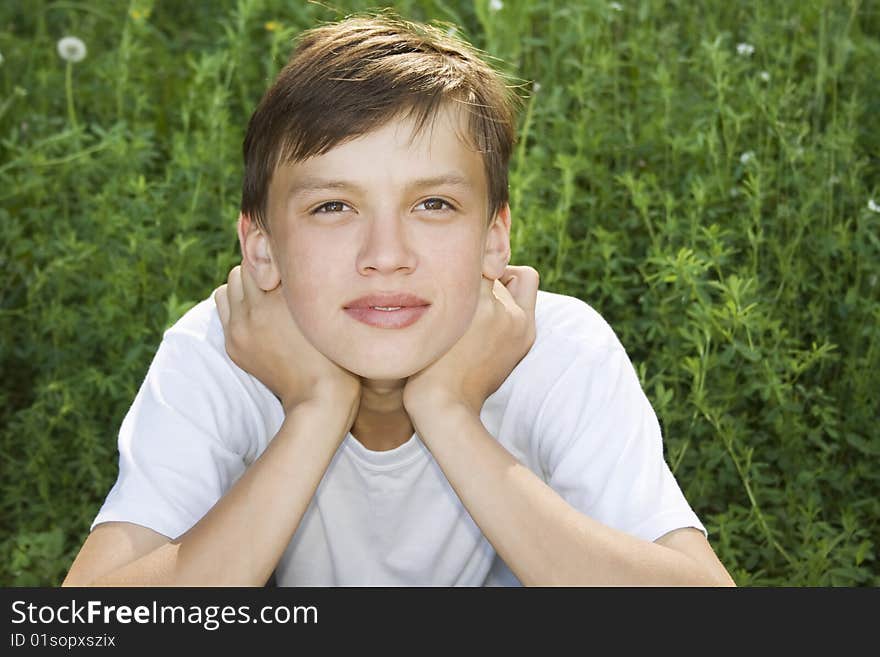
[535, 336, 706, 543]
[91, 331, 258, 540]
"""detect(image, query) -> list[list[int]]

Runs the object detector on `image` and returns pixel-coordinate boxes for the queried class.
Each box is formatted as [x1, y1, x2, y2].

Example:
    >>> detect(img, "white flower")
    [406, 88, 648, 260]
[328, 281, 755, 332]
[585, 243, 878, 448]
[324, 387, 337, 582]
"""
[736, 42, 755, 57]
[532, 81, 541, 93]
[740, 151, 755, 165]
[57, 36, 87, 63]
[868, 199, 880, 214]
[610, 2, 624, 10]
[489, 0, 503, 11]
[759, 70, 770, 82]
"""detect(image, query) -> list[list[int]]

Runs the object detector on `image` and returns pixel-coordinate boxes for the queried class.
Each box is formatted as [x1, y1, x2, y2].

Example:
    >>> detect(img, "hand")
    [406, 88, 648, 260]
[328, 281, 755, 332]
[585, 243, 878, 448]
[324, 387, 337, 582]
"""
[403, 265, 539, 418]
[214, 265, 361, 419]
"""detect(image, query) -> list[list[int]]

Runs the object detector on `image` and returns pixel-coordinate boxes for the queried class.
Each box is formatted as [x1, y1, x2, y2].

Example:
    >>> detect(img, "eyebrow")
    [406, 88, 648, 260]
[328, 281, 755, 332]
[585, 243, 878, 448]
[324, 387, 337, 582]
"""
[287, 173, 473, 198]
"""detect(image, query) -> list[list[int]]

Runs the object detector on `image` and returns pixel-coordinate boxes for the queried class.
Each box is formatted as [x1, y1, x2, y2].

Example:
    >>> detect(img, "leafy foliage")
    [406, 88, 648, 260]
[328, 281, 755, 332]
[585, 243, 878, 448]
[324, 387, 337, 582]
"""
[1, 0, 877, 585]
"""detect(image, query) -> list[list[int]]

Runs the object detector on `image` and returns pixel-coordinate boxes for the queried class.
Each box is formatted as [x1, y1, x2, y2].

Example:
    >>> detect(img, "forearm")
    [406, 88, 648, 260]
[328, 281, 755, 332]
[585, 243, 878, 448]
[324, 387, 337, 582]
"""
[90, 401, 350, 586]
[411, 403, 728, 586]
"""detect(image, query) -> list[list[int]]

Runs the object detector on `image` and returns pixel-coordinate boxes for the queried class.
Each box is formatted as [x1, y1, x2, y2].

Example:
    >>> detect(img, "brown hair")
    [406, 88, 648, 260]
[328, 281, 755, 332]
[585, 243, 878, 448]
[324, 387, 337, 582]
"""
[241, 12, 522, 232]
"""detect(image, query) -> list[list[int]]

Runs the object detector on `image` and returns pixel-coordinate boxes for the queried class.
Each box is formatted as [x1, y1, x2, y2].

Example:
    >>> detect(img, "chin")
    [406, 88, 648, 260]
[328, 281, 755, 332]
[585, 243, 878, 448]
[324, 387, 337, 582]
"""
[341, 356, 428, 382]
[309, 317, 467, 382]
[327, 339, 449, 381]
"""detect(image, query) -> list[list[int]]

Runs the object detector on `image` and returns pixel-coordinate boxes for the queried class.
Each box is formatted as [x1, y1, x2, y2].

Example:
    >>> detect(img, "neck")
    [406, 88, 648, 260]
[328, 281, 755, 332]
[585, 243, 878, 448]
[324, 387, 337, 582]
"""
[350, 377, 413, 452]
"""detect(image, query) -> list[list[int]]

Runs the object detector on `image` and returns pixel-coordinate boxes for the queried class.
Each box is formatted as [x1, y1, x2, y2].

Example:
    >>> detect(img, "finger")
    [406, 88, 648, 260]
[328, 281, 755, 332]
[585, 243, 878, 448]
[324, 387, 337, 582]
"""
[473, 275, 494, 315]
[213, 285, 230, 326]
[498, 265, 539, 315]
[227, 265, 244, 304]
[239, 261, 263, 301]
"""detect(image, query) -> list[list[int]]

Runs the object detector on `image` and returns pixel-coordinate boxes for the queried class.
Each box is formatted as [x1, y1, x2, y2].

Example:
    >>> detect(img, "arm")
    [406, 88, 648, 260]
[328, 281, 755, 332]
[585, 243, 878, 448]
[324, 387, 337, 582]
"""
[63, 400, 353, 586]
[64, 265, 360, 586]
[407, 401, 734, 586]
[404, 266, 735, 586]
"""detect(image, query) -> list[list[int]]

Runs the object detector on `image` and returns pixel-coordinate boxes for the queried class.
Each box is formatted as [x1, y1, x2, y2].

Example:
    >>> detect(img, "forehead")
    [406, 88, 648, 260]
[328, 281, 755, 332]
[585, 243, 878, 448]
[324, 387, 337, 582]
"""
[273, 102, 487, 190]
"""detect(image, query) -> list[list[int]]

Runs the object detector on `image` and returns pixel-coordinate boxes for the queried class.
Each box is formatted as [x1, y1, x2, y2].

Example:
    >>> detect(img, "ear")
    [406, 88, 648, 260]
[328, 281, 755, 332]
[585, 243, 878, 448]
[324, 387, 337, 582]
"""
[237, 212, 281, 291]
[481, 203, 512, 280]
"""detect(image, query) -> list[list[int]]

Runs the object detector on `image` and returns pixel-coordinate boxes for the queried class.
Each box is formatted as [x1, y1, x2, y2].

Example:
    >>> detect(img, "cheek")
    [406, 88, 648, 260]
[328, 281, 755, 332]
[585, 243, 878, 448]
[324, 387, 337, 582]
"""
[445, 279, 482, 337]
[431, 238, 484, 304]
[276, 243, 339, 333]
[424, 259, 483, 351]
[417, 230, 485, 339]
[277, 231, 341, 296]
[271, 226, 486, 377]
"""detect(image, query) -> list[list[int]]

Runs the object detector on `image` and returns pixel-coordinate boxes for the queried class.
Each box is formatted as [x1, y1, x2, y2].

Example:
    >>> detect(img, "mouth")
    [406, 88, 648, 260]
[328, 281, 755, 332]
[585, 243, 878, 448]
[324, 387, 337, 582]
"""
[343, 293, 431, 330]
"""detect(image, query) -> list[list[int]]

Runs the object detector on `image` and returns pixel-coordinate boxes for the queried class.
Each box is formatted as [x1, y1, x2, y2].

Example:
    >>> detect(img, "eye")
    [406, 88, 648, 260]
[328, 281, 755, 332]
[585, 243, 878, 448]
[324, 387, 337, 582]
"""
[416, 198, 455, 212]
[311, 201, 351, 214]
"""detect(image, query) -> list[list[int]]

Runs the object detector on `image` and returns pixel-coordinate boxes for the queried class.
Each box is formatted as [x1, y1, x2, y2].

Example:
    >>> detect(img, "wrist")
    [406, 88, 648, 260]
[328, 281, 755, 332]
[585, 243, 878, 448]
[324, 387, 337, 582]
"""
[282, 379, 360, 415]
[282, 397, 358, 440]
[407, 397, 484, 450]
[404, 388, 478, 424]
[284, 388, 360, 430]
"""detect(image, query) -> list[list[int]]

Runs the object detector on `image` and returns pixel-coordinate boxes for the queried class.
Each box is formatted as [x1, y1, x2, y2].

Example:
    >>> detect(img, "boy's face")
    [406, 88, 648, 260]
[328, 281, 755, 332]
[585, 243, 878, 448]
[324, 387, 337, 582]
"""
[261, 103, 510, 382]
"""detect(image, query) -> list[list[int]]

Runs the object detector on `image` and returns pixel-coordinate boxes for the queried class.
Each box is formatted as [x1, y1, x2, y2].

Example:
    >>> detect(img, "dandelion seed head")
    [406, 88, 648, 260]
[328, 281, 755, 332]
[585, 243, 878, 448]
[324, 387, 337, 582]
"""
[736, 42, 755, 57]
[57, 36, 87, 63]
[759, 70, 770, 82]
[868, 199, 880, 214]
[610, 2, 624, 11]
[740, 151, 755, 165]
[489, 0, 504, 12]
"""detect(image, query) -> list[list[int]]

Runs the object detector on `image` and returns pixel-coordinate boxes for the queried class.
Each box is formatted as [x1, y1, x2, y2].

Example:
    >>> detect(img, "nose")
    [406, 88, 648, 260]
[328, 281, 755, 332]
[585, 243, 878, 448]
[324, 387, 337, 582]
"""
[356, 211, 418, 275]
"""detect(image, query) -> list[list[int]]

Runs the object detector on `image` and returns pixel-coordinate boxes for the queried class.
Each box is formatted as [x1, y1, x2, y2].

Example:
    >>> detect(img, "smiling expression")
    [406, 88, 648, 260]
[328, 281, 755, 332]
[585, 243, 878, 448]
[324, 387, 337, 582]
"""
[261, 103, 510, 381]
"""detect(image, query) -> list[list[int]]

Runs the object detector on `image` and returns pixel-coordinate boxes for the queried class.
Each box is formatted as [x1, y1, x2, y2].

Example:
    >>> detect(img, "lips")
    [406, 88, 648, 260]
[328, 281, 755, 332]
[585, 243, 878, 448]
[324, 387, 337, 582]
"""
[343, 293, 431, 329]
[343, 293, 431, 309]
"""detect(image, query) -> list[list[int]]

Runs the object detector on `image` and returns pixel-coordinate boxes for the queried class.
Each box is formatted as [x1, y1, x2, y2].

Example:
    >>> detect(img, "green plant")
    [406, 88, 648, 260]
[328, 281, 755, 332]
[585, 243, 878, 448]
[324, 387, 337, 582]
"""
[1, 0, 877, 586]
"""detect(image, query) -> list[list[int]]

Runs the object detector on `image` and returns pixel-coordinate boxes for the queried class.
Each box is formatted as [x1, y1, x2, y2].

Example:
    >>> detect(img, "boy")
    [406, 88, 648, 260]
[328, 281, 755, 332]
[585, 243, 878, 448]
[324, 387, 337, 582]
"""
[63, 14, 734, 586]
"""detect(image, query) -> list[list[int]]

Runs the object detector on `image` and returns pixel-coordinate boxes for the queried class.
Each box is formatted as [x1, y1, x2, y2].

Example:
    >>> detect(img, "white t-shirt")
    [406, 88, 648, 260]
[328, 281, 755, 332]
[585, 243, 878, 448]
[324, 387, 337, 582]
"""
[92, 290, 705, 586]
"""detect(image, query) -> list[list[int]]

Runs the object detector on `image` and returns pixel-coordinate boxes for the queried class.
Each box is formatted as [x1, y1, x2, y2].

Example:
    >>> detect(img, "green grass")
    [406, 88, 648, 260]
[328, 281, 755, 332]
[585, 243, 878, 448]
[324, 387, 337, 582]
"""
[1, 0, 878, 586]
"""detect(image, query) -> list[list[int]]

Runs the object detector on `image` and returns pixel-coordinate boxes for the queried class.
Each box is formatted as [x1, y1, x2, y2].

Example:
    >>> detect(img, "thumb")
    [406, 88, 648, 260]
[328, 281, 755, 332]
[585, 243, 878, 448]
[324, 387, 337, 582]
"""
[214, 285, 230, 326]
[498, 265, 540, 315]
